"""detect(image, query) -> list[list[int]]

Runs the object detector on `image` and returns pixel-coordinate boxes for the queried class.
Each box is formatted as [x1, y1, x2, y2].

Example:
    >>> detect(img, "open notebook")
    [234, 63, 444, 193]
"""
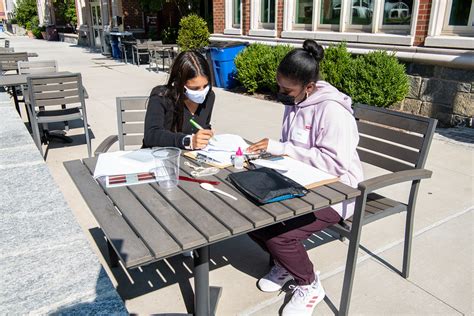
[184, 134, 250, 168]
[252, 156, 339, 189]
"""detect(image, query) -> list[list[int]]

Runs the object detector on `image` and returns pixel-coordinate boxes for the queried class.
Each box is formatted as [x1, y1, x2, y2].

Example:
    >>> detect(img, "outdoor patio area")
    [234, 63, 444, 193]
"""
[1, 34, 473, 315]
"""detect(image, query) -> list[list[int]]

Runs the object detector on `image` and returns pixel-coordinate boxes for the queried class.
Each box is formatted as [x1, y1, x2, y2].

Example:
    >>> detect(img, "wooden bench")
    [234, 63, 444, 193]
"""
[85, 98, 437, 315]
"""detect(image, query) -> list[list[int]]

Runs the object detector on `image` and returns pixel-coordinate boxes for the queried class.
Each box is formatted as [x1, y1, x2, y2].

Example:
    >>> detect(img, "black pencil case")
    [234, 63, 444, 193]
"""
[227, 167, 308, 204]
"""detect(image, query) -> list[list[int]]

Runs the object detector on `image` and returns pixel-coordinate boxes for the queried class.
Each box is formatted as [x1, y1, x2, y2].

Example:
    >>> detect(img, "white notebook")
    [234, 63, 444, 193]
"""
[255, 156, 339, 189]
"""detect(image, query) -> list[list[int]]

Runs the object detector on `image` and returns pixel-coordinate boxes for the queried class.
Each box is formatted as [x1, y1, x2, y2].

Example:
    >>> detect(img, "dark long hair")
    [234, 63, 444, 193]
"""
[156, 50, 212, 132]
[277, 39, 324, 85]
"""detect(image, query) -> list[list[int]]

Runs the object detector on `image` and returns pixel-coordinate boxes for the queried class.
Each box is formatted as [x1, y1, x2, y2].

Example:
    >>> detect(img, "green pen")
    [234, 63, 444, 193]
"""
[189, 118, 203, 130]
[190, 118, 216, 142]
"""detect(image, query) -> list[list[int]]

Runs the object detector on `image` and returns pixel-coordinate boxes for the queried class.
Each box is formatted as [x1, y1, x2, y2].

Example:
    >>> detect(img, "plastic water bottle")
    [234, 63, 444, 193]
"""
[234, 147, 244, 169]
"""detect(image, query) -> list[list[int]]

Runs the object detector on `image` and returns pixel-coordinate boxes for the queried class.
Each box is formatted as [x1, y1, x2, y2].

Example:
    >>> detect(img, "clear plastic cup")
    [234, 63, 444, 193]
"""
[152, 147, 181, 190]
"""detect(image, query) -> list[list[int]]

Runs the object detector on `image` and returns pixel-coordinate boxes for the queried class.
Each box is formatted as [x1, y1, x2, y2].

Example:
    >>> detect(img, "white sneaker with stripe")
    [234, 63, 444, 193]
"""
[257, 261, 294, 292]
[282, 272, 325, 316]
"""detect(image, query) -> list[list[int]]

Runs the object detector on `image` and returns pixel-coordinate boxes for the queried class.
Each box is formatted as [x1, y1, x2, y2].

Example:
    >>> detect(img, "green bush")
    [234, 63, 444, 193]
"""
[177, 14, 210, 51]
[320, 42, 355, 94]
[347, 51, 409, 107]
[235, 42, 409, 107]
[235, 44, 293, 93]
[12, 0, 37, 28]
[31, 26, 42, 38]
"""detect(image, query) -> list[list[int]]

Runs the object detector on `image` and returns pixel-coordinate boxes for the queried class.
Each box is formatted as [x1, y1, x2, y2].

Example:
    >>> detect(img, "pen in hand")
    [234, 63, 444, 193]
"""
[189, 118, 215, 143]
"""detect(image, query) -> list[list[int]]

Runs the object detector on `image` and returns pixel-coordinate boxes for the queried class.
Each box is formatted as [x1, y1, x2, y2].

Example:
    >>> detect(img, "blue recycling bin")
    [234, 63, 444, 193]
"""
[110, 37, 121, 59]
[209, 42, 247, 89]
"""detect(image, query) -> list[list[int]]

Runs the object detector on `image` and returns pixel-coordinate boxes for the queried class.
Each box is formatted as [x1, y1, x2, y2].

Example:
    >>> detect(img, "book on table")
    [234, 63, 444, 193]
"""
[93, 149, 164, 188]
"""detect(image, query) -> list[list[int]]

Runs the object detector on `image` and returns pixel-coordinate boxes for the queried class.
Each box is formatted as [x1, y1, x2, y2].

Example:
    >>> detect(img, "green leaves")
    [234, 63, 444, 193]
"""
[235, 42, 409, 107]
[234, 44, 294, 93]
[177, 14, 210, 51]
[12, 0, 37, 28]
[346, 50, 409, 108]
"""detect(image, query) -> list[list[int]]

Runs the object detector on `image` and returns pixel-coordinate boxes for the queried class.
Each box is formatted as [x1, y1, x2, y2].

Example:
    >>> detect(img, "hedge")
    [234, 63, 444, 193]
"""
[235, 43, 409, 108]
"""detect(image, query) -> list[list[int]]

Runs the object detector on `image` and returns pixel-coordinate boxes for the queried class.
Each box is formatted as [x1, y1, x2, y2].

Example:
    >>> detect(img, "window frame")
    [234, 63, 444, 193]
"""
[249, 0, 278, 36]
[442, 0, 474, 35]
[224, 0, 243, 35]
[378, 0, 415, 33]
[292, 0, 315, 31]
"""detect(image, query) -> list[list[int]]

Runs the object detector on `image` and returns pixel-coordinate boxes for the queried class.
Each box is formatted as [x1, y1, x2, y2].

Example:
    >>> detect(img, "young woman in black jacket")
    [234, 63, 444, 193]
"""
[143, 50, 215, 150]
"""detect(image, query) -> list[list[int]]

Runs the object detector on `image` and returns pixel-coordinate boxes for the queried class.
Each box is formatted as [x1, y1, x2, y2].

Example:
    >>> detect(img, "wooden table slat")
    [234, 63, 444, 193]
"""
[83, 159, 182, 258]
[220, 167, 297, 221]
[181, 160, 274, 227]
[300, 192, 331, 212]
[127, 184, 207, 250]
[150, 182, 231, 242]
[179, 163, 254, 234]
[64, 160, 153, 267]
[312, 186, 346, 204]
[326, 182, 361, 199]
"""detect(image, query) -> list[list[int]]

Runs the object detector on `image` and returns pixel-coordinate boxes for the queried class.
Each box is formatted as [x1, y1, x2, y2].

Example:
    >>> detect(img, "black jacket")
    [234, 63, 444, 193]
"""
[143, 85, 215, 149]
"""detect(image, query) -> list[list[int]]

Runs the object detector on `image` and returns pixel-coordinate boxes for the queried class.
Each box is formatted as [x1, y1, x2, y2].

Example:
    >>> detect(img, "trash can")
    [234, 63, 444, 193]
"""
[110, 36, 121, 59]
[209, 41, 248, 89]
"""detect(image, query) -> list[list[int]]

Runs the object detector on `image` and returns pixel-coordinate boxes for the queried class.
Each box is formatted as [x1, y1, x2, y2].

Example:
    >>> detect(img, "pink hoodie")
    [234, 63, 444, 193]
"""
[267, 81, 364, 219]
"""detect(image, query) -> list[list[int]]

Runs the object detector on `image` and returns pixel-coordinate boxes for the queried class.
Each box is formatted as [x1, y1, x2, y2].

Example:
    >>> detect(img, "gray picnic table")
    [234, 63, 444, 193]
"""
[64, 155, 360, 315]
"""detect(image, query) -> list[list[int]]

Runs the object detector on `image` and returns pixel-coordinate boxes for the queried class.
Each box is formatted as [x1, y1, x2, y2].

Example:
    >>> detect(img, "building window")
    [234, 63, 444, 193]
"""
[261, 0, 276, 25]
[349, 0, 374, 27]
[443, 0, 474, 34]
[383, 0, 413, 26]
[295, 0, 313, 26]
[320, 0, 341, 26]
[233, 0, 241, 28]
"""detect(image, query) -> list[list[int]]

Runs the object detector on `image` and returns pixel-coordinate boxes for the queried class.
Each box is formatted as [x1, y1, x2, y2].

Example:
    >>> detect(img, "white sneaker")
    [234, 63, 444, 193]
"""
[282, 272, 325, 316]
[257, 262, 294, 292]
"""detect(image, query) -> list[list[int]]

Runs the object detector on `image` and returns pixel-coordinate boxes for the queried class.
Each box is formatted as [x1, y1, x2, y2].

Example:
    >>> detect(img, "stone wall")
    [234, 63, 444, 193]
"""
[392, 63, 473, 127]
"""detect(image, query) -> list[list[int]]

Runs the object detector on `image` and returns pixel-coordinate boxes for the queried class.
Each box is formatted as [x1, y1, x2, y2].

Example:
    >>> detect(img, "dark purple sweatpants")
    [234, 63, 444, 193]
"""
[248, 207, 342, 285]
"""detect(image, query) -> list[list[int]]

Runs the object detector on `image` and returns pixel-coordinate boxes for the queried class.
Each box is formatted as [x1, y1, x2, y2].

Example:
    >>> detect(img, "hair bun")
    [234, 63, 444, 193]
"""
[303, 39, 324, 62]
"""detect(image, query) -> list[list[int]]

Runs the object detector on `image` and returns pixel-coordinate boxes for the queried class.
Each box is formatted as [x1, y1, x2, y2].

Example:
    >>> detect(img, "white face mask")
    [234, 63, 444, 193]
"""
[184, 85, 210, 104]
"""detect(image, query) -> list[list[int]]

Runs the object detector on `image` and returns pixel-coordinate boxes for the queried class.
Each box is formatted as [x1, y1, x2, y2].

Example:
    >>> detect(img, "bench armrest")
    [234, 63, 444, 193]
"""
[94, 135, 118, 156]
[358, 169, 432, 194]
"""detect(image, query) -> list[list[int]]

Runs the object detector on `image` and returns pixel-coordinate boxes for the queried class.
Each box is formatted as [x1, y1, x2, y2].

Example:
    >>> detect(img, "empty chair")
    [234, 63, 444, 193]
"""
[95, 96, 148, 154]
[329, 103, 437, 315]
[19, 60, 59, 133]
[0, 52, 29, 74]
[18, 60, 58, 75]
[26, 73, 92, 158]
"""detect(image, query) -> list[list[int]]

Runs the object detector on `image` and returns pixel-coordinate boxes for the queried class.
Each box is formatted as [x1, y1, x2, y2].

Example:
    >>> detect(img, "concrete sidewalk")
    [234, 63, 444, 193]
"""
[4, 35, 473, 315]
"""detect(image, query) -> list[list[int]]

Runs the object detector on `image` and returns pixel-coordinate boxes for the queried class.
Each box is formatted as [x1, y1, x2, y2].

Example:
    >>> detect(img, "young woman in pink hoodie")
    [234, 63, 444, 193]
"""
[247, 39, 364, 316]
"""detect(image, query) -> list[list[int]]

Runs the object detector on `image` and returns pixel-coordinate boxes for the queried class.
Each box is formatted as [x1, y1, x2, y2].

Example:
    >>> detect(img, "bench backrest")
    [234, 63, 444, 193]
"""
[0, 52, 29, 72]
[116, 96, 149, 150]
[354, 103, 437, 172]
[18, 60, 58, 75]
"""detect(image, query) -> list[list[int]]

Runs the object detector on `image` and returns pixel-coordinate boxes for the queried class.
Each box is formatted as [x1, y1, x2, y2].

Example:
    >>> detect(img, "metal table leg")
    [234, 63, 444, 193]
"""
[194, 246, 222, 316]
[12, 87, 20, 115]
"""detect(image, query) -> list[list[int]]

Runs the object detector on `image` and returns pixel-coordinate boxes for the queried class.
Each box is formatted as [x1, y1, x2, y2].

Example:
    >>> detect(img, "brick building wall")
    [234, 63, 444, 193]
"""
[414, 0, 432, 46]
[213, 0, 224, 33]
[276, 0, 283, 37]
[243, 0, 250, 35]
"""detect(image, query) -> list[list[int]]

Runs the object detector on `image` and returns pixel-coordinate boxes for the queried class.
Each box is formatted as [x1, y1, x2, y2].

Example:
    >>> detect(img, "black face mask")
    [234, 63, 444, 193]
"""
[276, 88, 307, 106]
[276, 92, 296, 106]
